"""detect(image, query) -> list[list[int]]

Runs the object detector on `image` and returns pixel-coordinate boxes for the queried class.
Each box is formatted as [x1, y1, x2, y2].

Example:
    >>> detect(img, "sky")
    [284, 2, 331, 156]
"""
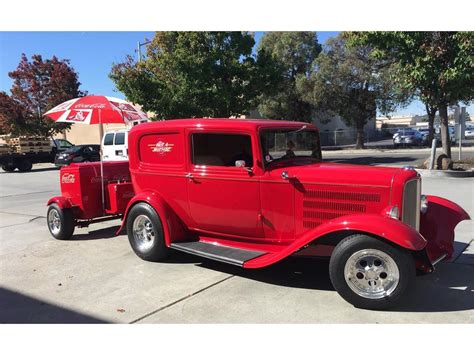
[0, 31, 471, 116]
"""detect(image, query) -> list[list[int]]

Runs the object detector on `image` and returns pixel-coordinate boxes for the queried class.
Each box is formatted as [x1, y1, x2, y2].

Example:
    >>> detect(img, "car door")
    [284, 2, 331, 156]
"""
[186, 130, 263, 239]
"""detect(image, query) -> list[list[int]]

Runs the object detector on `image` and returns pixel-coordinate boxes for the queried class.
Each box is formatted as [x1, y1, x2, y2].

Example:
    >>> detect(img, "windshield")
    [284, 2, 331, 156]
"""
[260, 127, 321, 166]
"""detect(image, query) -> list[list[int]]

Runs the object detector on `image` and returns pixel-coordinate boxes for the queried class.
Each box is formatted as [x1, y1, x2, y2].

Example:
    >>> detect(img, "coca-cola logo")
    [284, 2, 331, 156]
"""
[62, 173, 75, 184]
[74, 103, 106, 109]
[149, 141, 174, 154]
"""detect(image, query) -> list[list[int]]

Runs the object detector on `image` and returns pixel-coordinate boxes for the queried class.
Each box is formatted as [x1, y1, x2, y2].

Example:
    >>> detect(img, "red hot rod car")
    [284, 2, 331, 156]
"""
[47, 119, 470, 310]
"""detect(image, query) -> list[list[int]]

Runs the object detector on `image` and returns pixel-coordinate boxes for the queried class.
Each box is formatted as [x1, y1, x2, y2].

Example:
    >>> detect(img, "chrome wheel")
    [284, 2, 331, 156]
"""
[132, 215, 155, 253]
[48, 208, 61, 235]
[344, 249, 400, 300]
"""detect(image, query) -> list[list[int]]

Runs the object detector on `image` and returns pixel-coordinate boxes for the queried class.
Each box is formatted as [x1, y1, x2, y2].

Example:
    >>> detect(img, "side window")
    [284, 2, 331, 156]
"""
[104, 133, 114, 146]
[192, 133, 253, 167]
[115, 132, 125, 145]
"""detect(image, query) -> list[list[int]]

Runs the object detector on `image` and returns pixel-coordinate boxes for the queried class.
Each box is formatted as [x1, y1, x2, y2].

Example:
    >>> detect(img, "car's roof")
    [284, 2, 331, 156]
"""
[130, 118, 315, 132]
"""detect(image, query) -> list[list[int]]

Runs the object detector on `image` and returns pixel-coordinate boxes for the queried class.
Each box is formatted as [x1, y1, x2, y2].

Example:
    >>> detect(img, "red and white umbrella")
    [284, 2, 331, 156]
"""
[44, 95, 148, 214]
[44, 95, 148, 125]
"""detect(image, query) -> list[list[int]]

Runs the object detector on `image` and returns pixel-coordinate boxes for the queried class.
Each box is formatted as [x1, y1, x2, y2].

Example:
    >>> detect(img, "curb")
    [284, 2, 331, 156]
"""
[416, 169, 474, 178]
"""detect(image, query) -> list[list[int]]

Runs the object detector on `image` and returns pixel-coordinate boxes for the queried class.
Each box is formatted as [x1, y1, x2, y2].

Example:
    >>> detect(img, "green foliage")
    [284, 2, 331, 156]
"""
[256, 32, 321, 122]
[110, 32, 279, 119]
[297, 34, 410, 148]
[348, 31, 474, 107]
[348, 31, 474, 157]
[1, 54, 85, 136]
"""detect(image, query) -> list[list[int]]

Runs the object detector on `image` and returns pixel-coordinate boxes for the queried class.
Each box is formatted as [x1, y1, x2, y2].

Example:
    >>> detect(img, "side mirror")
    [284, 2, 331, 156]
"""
[235, 160, 246, 168]
[235, 160, 253, 175]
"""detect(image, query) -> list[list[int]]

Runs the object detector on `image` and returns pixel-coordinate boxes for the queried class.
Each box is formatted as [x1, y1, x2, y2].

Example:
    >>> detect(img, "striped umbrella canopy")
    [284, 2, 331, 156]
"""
[44, 95, 148, 124]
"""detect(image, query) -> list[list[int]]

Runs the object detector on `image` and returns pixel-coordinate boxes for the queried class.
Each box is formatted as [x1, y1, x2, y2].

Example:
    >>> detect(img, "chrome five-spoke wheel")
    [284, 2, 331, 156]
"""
[132, 215, 155, 252]
[344, 249, 400, 299]
[48, 208, 61, 235]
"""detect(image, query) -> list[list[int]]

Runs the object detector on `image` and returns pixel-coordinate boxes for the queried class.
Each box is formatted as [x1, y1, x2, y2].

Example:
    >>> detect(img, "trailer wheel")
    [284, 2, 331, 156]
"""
[329, 234, 415, 310]
[47, 203, 75, 240]
[17, 159, 32, 172]
[1, 165, 15, 172]
[126, 203, 168, 262]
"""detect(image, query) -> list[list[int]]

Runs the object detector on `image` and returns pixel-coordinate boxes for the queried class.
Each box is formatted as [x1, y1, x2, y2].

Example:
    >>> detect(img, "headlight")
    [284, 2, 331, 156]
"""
[420, 194, 428, 214]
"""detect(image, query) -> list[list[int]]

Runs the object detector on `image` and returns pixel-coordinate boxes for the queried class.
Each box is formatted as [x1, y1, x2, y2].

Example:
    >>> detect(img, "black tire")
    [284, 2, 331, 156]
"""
[47, 203, 75, 240]
[126, 202, 168, 262]
[17, 159, 32, 172]
[329, 234, 415, 310]
[1, 165, 15, 172]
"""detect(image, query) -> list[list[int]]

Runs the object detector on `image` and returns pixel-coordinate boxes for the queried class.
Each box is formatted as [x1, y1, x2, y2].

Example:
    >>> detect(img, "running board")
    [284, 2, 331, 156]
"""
[170, 241, 266, 266]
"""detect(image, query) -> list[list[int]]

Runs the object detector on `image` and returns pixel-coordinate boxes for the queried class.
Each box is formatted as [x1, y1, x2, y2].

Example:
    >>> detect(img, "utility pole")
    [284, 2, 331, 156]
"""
[137, 40, 152, 62]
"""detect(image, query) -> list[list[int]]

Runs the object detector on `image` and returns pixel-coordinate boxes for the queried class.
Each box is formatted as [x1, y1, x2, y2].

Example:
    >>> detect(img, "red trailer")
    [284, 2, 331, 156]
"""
[47, 161, 133, 239]
[47, 119, 470, 310]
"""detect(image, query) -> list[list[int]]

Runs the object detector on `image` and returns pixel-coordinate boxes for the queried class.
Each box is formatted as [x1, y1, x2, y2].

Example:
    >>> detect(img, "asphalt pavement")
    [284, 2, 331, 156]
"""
[0, 160, 473, 323]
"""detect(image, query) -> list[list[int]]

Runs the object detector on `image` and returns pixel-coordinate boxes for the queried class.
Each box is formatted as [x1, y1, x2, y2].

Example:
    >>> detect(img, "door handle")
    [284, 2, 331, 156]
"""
[185, 172, 194, 180]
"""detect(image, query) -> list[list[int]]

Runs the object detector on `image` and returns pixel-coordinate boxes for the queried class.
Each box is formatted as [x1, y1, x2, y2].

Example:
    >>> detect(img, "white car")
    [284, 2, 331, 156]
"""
[101, 130, 128, 161]
[465, 125, 474, 139]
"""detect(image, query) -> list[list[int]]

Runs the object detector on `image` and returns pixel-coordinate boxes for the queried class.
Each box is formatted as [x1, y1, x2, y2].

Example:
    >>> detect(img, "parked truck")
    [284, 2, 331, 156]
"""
[0, 136, 72, 172]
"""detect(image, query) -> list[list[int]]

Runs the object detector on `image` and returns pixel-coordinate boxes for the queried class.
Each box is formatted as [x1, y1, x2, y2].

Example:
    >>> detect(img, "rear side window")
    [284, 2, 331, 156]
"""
[192, 133, 253, 167]
[115, 132, 125, 145]
[104, 133, 114, 145]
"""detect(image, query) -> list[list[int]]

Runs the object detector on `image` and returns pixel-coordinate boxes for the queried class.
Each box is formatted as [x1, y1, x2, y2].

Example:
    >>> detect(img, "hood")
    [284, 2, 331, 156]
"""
[288, 162, 401, 187]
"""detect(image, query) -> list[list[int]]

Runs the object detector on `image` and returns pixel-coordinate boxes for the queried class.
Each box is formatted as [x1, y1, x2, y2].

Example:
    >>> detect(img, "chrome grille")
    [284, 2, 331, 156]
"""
[402, 179, 421, 231]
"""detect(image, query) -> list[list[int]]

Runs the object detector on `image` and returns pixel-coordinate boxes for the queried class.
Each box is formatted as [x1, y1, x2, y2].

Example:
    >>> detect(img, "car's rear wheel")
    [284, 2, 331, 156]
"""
[1, 165, 15, 172]
[47, 203, 75, 240]
[126, 203, 168, 262]
[329, 234, 415, 310]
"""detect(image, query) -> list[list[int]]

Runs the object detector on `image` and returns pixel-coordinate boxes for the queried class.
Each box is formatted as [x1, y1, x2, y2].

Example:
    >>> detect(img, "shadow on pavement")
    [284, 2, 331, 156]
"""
[324, 156, 419, 165]
[0, 287, 108, 323]
[72, 226, 122, 241]
[197, 255, 474, 313]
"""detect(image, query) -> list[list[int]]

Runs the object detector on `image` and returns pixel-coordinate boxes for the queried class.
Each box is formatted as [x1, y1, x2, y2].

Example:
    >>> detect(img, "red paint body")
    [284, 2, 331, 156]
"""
[48, 119, 470, 271]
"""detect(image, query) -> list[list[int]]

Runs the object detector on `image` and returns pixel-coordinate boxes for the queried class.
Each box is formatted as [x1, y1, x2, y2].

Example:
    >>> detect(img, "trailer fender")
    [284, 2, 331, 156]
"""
[46, 196, 73, 210]
[117, 191, 187, 246]
[244, 214, 427, 269]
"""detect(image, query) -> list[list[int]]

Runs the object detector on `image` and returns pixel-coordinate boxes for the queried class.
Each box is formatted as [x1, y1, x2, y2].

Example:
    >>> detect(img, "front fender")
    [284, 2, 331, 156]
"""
[420, 195, 470, 262]
[116, 190, 187, 245]
[244, 214, 427, 268]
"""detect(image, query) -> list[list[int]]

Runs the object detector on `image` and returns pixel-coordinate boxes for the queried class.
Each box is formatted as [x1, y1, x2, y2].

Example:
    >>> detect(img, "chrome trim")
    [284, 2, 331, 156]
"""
[431, 253, 448, 266]
[402, 179, 421, 231]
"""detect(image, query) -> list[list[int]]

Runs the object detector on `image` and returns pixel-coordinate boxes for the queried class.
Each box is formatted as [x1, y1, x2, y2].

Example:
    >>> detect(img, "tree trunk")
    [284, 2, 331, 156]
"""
[355, 120, 365, 149]
[438, 103, 451, 158]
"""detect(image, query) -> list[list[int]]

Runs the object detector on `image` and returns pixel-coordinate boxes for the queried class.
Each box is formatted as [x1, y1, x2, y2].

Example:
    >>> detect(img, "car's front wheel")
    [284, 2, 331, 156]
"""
[329, 234, 415, 310]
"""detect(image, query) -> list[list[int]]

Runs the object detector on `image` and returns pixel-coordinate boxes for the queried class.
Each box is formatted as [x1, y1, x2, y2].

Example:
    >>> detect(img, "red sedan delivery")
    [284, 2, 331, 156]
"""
[47, 118, 470, 310]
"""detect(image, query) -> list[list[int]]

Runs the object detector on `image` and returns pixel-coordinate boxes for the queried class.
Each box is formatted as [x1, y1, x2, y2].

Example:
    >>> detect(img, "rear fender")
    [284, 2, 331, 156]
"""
[116, 191, 187, 245]
[244, 214, 427, 268]
[46, 196, 72, 210]
[420, 195, 470, 262]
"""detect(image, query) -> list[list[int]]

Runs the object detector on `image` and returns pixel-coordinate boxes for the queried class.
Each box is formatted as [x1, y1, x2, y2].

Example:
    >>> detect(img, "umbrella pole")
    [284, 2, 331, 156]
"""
[100, 109, 105, 215]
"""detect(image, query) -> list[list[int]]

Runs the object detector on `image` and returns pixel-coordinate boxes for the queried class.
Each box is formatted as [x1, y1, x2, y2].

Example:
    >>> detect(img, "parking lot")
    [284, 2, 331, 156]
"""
[0, 162, 473, 323]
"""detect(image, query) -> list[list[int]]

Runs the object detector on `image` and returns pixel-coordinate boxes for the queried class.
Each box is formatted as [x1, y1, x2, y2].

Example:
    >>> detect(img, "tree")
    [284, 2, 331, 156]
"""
[349, 32, 474, 158]
[110, 32, 279, 119]
[297, 34, 409, 149]
[1, 54, 85, 137]
[257, 32, 321, 122]
[0, 92, 28, 135]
